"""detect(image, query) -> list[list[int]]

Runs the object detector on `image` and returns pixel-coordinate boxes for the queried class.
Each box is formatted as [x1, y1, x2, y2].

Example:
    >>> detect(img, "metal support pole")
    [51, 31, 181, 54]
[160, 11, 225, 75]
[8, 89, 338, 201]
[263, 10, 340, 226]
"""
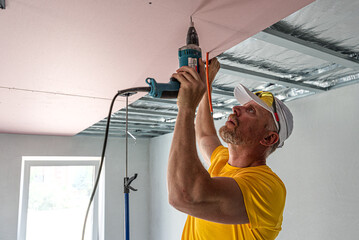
[121, 92, 137, 240]
[126, 95, 129, 179]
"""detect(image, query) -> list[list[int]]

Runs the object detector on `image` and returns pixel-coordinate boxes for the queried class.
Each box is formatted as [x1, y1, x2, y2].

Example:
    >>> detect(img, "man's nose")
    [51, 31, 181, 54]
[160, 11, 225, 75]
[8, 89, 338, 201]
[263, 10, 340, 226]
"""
[232, 105, 242, 116]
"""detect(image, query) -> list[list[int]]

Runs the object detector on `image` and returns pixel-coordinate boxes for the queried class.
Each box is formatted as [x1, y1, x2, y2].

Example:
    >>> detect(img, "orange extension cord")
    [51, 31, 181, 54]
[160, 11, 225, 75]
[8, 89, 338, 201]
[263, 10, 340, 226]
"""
[205, 52, 213, 114]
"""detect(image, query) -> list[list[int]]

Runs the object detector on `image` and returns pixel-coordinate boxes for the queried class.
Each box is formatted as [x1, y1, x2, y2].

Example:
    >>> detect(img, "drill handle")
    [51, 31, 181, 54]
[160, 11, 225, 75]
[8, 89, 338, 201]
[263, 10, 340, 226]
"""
[146, 77, 180, 99]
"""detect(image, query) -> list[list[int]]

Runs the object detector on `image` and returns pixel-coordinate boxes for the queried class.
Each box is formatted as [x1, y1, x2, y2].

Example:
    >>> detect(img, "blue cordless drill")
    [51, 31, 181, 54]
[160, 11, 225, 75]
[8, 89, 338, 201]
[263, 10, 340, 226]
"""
[146, 17, 202, 98]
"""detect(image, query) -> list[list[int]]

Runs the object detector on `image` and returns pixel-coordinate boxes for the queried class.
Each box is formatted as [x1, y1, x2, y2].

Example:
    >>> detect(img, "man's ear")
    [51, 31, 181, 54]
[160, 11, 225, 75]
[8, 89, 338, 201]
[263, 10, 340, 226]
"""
[260, 132, 279, 147]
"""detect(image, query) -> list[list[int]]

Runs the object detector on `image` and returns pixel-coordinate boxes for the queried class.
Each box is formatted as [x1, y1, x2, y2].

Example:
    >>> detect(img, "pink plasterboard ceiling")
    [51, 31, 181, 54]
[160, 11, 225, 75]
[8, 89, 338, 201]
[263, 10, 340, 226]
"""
[0, 0, 314, 136]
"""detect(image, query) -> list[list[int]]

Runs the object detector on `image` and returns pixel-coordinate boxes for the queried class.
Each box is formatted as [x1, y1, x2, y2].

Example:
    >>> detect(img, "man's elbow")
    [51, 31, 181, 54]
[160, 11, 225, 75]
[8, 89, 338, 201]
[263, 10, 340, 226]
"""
[168, 195, 183, 210]
[168, 190, 197, 211]
[168, 174, 210, 211]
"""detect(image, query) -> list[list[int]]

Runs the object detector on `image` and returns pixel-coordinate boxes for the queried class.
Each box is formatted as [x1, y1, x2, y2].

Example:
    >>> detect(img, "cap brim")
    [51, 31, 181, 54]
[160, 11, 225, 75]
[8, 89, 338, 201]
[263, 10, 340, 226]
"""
[234, 84, 274, 116]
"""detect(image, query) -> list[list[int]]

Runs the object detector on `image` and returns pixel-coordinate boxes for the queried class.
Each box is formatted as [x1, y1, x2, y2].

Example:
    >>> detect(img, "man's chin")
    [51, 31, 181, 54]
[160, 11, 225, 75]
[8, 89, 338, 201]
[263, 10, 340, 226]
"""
[219, 126, 239, 144]
[219, 126, 227, 138]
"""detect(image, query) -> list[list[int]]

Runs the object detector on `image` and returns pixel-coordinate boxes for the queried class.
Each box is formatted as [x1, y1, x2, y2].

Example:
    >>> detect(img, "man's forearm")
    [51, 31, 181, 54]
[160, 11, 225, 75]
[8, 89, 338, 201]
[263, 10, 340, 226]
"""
[196, 91, 217, 138]
[195, 89, 221, 164]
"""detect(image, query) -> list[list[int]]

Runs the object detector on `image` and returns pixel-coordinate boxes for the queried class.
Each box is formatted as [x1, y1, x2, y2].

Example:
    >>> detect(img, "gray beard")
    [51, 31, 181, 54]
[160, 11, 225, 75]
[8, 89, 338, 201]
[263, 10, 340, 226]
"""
[219, 125, 242, 145]
[219, 125, 257, 146]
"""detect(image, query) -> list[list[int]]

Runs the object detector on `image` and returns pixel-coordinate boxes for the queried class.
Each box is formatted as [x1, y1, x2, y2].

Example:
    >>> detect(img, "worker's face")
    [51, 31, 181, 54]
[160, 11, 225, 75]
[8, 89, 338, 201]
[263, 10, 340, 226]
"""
[219, 101, 272, 146]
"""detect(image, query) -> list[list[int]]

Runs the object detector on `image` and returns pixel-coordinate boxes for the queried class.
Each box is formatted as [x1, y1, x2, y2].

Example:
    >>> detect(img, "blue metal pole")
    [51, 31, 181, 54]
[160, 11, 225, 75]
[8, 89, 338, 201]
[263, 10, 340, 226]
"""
[124, 192, 130, 240]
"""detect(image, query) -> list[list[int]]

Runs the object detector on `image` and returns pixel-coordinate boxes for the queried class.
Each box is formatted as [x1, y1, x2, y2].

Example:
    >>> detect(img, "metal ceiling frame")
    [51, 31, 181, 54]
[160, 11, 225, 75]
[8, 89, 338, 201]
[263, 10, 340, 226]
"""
[139, 97, 233, 112]
[212, 89, 235, 97]
[255, 28, 359, 69]
[116, 108, 178, 118]
[80, 129, 161, 138]
[219, 64, 326, 92]
[90, 123, 174, 132]
[108, 117, 175, 126]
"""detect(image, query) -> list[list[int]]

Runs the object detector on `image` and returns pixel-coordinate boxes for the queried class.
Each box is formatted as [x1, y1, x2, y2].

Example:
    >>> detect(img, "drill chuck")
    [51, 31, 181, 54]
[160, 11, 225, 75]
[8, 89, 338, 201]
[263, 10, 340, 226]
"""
[179, 16, 201, 71]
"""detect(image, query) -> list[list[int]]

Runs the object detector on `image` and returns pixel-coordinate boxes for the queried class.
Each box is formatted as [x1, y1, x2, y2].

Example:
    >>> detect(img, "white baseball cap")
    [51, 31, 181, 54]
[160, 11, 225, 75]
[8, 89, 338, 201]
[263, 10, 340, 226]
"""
[234, 84, 293, 147]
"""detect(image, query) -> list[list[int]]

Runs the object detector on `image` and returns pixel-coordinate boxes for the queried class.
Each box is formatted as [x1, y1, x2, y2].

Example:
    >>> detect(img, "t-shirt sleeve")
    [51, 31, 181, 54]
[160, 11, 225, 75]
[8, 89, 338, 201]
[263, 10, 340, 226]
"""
[210, 145, 227, 162]
[207, 145, 228, 175]
[234, 171, 286, 230]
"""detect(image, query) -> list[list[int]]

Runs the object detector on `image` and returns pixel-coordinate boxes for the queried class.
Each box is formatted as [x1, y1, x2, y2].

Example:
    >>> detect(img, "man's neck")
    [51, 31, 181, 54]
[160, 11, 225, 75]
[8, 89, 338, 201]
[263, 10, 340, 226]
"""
[227, 144, 267, 168]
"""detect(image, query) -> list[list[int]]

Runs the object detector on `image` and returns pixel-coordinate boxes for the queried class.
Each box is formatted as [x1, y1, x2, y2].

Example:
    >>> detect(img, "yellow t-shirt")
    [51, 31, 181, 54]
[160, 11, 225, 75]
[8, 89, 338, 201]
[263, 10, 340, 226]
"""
[181, 146, 286, 240]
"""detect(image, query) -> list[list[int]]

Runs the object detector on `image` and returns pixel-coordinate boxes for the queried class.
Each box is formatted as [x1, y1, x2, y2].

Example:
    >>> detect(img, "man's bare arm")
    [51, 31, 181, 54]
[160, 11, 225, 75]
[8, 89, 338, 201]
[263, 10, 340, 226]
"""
[195, 58, 221, 165]
[168, 64, 249, 225]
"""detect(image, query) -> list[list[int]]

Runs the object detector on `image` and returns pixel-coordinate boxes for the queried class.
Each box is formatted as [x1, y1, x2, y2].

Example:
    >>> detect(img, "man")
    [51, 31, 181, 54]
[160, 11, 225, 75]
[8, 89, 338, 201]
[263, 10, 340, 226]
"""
[168, 57, 293, 240]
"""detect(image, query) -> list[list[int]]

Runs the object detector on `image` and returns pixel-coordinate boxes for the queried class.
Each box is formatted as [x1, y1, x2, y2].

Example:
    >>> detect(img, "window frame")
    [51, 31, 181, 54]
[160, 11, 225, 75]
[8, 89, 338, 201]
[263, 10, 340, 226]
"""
[17, 156, 104, 240]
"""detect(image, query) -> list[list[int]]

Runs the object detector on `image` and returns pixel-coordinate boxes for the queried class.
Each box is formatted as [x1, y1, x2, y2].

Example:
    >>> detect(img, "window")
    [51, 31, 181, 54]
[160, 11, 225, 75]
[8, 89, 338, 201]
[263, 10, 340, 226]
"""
[17, 157, 104, 240]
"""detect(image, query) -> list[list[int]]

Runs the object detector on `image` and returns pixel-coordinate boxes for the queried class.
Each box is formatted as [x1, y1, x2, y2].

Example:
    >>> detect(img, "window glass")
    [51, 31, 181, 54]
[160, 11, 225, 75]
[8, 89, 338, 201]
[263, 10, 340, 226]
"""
[26, 166, 95, 240]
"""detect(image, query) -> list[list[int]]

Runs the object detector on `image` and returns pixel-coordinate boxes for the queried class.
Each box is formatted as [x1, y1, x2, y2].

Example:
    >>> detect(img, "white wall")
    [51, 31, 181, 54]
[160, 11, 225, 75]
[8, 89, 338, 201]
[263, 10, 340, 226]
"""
[148, 83, 359, 240]
[148, 133, 187, 240]
[270, 83, 359, 240]
[0, 134, 150, 240]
